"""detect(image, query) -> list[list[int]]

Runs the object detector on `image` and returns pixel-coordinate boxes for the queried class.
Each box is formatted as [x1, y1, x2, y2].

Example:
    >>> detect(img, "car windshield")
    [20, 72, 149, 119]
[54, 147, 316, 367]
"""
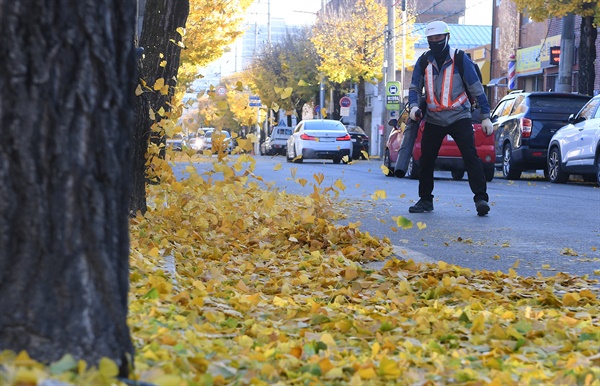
[347, 126, 366, 135]
[303, 120, 346, 131]
[275, 128, 292, 135]
[527, 96, 590, 113]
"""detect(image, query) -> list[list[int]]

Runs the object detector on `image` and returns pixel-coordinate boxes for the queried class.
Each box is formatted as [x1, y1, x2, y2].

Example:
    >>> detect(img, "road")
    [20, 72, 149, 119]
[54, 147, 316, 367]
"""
[182, 154, 600, 279]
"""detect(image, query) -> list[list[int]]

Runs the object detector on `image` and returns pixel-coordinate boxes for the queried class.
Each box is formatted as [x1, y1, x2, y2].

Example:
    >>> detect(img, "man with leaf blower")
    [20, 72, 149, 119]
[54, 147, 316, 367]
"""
[406, 21, 493, 216]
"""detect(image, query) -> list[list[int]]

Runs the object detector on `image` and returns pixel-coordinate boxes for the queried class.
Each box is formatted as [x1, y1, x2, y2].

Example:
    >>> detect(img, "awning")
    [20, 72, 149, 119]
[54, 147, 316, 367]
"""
[487, 77, 508, 87]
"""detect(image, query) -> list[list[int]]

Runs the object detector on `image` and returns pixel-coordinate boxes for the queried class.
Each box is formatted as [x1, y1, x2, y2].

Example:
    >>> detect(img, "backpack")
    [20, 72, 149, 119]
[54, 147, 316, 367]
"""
[418, 49, 483, 106]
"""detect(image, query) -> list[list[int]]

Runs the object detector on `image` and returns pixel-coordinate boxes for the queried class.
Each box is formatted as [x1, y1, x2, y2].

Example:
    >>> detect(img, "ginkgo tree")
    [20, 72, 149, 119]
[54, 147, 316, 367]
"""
[245, 27, 321, 128]
[511, 0, 598, 96]
[131, 0, 253, 215]
[311, 0, 418, 129]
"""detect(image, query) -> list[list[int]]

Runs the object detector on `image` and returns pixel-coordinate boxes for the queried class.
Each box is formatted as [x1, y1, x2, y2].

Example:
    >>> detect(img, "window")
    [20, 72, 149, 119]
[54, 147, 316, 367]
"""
[579, 98, 600, 119]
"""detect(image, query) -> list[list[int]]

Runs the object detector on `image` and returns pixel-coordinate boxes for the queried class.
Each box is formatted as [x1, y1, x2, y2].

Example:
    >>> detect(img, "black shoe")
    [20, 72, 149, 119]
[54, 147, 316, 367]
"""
[409, 199, 434, 213]
[395, 169, 405, 178]
[475, 200, 490, 216]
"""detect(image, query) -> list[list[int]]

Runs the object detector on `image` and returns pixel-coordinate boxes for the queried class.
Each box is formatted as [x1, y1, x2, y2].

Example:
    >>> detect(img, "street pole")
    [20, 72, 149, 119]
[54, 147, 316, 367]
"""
[319, 0, 325, 119]
[556, 13, 574, 93]
[401, 0, 406, 101]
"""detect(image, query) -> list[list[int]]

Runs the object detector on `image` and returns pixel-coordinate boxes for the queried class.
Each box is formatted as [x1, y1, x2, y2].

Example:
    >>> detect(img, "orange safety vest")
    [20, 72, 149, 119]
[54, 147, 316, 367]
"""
[425, 49, 468, 112]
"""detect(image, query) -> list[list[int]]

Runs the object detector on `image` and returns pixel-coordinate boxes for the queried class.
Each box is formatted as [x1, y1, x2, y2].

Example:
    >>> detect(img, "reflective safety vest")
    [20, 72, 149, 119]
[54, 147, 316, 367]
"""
[425, 49, 468, 112]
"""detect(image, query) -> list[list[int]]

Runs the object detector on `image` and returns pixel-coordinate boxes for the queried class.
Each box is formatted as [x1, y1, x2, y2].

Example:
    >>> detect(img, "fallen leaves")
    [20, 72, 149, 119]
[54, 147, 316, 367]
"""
[1, 155, 599, 385]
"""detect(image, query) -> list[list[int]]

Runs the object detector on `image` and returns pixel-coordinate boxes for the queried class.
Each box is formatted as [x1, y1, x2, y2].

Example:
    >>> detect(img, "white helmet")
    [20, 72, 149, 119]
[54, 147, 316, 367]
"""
[425, 21, 450, 37]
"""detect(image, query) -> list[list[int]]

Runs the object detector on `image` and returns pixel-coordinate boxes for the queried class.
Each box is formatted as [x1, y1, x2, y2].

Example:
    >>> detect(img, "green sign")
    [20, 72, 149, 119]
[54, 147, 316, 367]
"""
[386, 81, 401, 110]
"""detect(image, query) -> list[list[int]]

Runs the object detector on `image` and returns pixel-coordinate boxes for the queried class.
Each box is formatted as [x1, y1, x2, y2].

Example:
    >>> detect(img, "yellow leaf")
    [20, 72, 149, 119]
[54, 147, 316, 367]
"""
[371, 190, 387, 200]
[273, 163, 282, 171]
[381, 164, 390, 175]
[273, 296, 288, 307]
[159, 60, 167, 68]
[176, 27, 185, 36]
[298, 79, 310, 86]
[379, 356, 401, 378]
[149, 247, 159, 257]
[98, 358, 119, 378]
[135, 84, 143, 96]
[153, 78, 165, 91]
[358, 367, 377, 379]
[313, 173, 325, 185]
[417, 222, 426, 230]
[334, 179, 346, 191]
[562, 292, 581, 306]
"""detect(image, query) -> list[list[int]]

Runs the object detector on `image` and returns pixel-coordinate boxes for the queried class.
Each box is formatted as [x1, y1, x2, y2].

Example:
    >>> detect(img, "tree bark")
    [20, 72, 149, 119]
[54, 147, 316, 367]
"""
[577, 16, 597, 97]
[357, 77, 366, 129]
[0, 0, 136, 377]
[130, 0, 189, 216]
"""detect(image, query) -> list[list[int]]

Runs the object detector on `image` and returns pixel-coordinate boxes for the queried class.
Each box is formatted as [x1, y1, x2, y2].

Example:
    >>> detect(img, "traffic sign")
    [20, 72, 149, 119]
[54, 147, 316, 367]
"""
[216, 85, 227, 96]
[386, 81, 401, 110]
[340, 96, 352, 108]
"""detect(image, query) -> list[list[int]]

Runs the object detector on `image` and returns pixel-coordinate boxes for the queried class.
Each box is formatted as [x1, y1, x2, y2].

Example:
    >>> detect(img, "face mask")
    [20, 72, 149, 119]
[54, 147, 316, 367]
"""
[428, 36, 448, 56]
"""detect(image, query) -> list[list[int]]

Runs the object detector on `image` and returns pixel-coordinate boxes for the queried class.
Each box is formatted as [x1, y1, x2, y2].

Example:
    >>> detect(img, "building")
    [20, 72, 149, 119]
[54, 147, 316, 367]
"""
[488, 0, 600, 107]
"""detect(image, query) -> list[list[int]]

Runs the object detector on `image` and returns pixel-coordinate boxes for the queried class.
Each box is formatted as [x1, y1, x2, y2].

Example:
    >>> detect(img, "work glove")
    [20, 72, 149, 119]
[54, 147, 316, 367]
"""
[481, 118, 493, 136]
[409, 106, 422, 121]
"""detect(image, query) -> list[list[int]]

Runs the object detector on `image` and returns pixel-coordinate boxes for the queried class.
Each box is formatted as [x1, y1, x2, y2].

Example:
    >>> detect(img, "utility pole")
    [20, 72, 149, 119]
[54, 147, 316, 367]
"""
[380, 0, 396, 157]
[319, 0, 325, 119]
[556, 13, 574, 93]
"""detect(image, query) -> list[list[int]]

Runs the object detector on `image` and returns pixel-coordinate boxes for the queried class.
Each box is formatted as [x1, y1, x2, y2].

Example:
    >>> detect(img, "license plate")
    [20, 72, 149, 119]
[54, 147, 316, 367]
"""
[351, 138, 357, 142]
[446, 135, 454, 141]
[320, 137, 335, 142]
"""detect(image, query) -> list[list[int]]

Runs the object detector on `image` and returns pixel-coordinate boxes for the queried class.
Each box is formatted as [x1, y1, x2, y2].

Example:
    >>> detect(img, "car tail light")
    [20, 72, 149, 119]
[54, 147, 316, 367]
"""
[520, 117, 532, 138]
[336, 134, 351, 141]
[300, 133, 317, 141]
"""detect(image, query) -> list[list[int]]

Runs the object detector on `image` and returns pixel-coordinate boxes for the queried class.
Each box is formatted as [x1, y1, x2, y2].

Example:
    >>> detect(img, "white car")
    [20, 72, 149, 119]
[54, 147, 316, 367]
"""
[190, 128, 233, 153]
[286, 119, 352, 164]
[547, 93, 600, 186]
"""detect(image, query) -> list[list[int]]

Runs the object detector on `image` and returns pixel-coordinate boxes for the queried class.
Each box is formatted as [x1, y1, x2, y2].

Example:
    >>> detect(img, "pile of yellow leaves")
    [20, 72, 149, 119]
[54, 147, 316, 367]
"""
[2, 154, 600, 385]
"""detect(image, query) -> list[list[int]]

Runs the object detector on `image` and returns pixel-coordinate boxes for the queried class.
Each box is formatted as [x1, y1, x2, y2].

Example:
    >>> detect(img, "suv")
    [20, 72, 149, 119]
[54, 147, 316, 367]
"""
[492, 91, 591, 180]
[261, 125, 292, 155]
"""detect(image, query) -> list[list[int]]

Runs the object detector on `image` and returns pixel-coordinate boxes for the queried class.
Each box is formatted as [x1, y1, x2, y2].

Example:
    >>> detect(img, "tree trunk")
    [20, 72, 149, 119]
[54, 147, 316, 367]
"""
[130, 0, 189, 216]
[357, 77, 366, 129]
[577, 16, 597, 97]
[0, 0, 136, 377]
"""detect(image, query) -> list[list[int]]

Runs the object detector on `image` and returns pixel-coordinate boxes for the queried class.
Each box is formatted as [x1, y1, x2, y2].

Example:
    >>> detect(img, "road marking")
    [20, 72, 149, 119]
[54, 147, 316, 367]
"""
[363, 245, 435, 270]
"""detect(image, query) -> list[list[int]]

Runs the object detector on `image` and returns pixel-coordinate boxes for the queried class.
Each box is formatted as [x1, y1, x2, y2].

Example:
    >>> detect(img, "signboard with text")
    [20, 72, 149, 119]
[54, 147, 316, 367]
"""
[386, 81, 400, 110]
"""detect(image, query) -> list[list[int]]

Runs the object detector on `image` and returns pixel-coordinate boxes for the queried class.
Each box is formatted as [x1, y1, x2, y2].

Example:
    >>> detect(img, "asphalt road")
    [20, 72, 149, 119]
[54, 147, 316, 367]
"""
[183, 154, 600, 279]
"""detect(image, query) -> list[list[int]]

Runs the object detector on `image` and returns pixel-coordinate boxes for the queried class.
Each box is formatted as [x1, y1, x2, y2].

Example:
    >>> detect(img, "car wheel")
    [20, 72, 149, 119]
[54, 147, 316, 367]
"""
[502, 143, 522, 180]
[451, 170, 465, 180]
[547, 146, 569, 183]
[332, 157, 341, 164]
[292, 147, 303, 163]
[407, 156, 419, 180]
[383, 149, 394, 177]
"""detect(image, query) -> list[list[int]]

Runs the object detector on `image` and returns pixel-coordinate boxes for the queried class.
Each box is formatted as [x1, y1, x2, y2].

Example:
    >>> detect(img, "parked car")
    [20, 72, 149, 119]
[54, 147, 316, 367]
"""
[261, 125, 292, 155]
[166, 133, 184, 151]
[492, 90, 591, 180]
[286, 119, 352, 164]
[345, 125, 370, 160]
[384, 115, 495, 181]
[191, 128, 233, 153]
[547, 93, 600, 186]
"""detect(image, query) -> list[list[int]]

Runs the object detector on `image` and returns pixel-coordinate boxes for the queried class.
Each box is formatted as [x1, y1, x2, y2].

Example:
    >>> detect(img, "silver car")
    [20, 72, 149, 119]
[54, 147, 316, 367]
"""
[286, 119, 352, 164]
[547, 94, 600, 186]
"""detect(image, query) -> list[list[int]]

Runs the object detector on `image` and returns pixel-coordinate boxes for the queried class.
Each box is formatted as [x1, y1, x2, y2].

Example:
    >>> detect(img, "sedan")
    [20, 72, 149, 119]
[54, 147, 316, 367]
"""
[286, 119, 352, 164]
[345, 125, 370, 160]
[547, 94, 600, 186]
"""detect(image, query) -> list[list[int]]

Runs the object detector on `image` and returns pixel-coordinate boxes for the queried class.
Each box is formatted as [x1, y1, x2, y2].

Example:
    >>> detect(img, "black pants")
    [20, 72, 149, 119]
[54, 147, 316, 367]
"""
[418, 118, 488, 202]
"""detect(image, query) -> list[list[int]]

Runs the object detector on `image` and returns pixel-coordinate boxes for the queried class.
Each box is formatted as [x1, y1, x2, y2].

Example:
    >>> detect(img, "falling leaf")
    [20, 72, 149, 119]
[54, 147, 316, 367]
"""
[416, 222, 426, 230]
[273, 163, 282, 171]
[334, 179, 346, 191]
[371, 190, 387, 200]
[393, 216, 412, 229]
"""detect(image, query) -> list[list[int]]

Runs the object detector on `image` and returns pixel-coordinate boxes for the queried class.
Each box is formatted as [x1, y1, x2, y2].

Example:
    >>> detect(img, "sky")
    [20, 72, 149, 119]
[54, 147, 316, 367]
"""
[248, 0, 492, 26]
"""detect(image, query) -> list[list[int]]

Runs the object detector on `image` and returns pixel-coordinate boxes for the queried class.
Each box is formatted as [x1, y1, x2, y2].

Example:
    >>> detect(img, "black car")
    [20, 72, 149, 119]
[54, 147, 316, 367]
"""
[491, 91, 591, 180]
[345, 125, 369, 160]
